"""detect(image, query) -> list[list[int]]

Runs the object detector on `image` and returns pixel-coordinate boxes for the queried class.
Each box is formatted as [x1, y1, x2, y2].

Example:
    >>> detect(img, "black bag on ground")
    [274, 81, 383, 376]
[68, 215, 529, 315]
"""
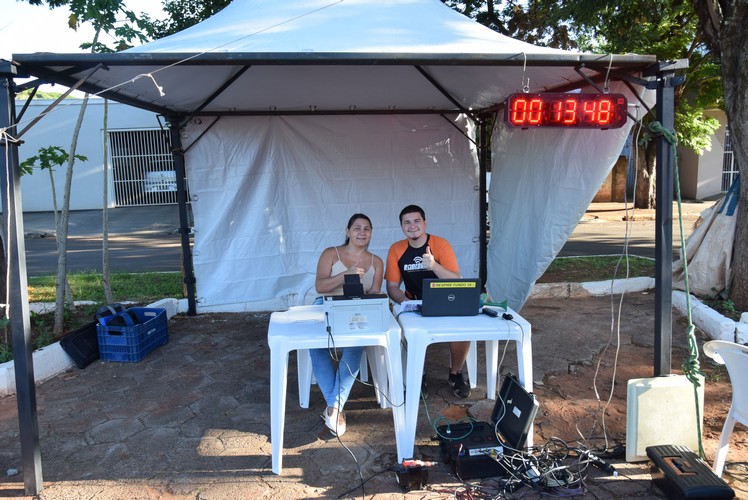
[60, 321, 100, 369]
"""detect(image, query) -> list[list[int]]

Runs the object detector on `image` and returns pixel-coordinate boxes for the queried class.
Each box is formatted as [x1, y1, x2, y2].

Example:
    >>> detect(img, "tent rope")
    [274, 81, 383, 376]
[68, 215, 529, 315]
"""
[648, 120, 706, 458]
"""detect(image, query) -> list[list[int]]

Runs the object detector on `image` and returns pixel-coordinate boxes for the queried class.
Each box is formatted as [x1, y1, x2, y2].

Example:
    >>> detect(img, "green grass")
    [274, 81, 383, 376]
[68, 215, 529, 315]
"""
[27, 271, 184, 303]
[538, 255, 656, 283]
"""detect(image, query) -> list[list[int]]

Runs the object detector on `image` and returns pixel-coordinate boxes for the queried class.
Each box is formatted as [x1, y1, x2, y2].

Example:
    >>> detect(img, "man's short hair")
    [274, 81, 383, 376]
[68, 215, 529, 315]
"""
[399, 205, 426, 223]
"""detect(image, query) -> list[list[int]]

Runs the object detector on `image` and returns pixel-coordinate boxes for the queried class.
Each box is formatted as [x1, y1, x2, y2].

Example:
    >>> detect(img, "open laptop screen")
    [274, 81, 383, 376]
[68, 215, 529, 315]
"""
[420, 278, 481, 317]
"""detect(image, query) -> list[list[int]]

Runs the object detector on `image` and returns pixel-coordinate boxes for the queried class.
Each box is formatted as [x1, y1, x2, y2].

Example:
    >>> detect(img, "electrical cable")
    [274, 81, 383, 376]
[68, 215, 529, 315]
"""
[322, 311, 366, 499]
[585, 105, 643, 453]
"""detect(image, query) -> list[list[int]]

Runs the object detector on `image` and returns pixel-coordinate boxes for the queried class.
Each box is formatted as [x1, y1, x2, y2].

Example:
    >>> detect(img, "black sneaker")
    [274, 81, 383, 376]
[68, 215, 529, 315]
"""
[421, 378, 429, 399]
[448, 371, 471, 398]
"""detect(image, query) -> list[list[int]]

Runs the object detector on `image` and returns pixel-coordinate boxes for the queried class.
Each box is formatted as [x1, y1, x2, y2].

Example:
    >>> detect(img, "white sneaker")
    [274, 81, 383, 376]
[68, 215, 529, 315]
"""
[321, 407, 346, 436]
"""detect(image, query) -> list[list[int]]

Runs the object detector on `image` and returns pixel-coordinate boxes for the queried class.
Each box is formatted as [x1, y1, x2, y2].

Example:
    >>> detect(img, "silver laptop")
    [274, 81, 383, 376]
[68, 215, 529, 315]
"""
[420, 278, 481, 317]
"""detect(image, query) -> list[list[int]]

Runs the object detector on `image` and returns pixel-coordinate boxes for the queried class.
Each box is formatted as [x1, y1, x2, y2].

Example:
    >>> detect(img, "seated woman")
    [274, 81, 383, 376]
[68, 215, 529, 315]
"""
[310, 213, 384, 436]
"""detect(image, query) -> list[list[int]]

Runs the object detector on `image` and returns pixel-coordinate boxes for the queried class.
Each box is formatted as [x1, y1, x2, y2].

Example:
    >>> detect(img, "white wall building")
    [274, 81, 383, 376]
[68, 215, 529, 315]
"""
[678, 110, 737, 200]
[17, 97, 174, 212]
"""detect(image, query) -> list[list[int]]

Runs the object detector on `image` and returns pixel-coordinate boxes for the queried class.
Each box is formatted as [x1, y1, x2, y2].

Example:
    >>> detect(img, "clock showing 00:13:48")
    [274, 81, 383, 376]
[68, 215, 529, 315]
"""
[504, 92, 628, 129]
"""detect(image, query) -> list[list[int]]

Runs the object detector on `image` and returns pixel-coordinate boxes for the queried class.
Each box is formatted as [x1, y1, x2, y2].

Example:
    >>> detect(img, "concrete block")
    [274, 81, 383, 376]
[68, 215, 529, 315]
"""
[568, 283, 591, 298]
[33, 342, 75, 381]
[673, 291, 736, 341]
[529, 283, 569, 299]
[0, 341, 75, 397]
[581, 277, 654, 297]
[736, 321, 748, 345]
[177, 298, 190, 314]
[0, 363, 13, 397]
[147, 298, 179, 319]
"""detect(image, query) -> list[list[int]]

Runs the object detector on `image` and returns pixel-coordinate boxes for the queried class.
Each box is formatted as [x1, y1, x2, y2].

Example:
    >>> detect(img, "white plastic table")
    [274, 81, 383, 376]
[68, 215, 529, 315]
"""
[267, 305, 406, 474]
[397, 307, 533, 458]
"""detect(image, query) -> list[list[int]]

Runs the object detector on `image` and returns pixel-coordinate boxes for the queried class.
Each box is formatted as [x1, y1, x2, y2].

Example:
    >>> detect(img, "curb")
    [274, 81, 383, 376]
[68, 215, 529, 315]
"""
[529, 276, 655, 299]
[0, 298, 189, 397]
[672, 292, 748, 344]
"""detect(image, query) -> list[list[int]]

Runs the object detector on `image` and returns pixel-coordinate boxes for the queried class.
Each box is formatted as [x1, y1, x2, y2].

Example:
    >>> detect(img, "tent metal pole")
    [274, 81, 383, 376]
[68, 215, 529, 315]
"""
[167, 117, 197, 315]
[652, 61, 686, 376]
[1, 62, 44, 496]
[478, 115, 490, 287]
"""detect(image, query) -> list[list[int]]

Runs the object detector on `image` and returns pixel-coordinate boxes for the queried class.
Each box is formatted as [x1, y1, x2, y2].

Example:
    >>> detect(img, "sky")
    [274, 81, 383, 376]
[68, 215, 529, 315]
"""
[0, 0, 166, 59]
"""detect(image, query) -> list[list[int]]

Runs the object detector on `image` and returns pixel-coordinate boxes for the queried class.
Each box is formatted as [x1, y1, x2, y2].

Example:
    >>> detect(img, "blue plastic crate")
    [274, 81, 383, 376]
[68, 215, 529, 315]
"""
[97, 307, 168, 362]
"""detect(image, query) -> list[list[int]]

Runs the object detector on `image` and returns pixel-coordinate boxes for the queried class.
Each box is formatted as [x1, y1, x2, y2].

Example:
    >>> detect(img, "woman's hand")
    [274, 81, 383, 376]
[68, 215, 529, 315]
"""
[345, 259, 365, 279]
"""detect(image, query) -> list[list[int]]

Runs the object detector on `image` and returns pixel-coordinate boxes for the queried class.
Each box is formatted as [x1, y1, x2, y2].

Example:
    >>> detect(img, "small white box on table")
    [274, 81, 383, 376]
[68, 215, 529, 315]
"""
[322, 294, 390, 334]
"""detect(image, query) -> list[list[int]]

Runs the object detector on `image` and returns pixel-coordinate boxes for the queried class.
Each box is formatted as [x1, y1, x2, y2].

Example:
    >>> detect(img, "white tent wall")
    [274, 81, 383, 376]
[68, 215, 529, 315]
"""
[16, 99, 162, 212]
[487, 83, 648, 311]
[184, 113, 480, 312]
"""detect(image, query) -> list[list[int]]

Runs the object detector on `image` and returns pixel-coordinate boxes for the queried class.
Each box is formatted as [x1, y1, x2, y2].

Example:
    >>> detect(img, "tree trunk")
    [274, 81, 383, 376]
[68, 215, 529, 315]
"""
[47, 166, 72, 305]
[102, 99, 114, 304]
[721, 1, 748, 311]
[635, 141, 657, 209]
[54, 27, 102, 335]
[53, 95, 90, 336]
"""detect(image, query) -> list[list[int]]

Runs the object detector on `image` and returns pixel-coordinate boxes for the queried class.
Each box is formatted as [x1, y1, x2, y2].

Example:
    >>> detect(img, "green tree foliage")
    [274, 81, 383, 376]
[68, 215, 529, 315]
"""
[20, 0, 154, 335]
[151, 0, 231, 39]
[24, 0, 154, 52]
[14, 90, 68, 100]
[19, 146, 87, 176]
[442, 0, 722, 154]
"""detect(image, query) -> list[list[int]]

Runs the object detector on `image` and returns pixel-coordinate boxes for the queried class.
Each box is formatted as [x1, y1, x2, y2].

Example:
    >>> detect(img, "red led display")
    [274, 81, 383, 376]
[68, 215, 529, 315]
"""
[505, 92, 628, 129]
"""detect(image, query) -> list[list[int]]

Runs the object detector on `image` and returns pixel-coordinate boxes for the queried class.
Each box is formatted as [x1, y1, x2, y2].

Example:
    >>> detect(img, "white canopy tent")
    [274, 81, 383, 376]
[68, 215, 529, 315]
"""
[2, 0, 677, 493]
[10, 0, 657, 313]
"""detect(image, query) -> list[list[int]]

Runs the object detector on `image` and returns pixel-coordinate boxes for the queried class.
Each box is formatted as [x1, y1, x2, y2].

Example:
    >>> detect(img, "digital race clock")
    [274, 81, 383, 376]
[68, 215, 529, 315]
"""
[505, 92, 628, 129]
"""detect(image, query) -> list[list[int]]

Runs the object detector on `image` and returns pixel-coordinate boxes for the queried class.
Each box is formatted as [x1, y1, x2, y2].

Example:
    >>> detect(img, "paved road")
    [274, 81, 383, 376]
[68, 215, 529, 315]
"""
[559, 200, 712, 259]
[21, 201, 713, 276]
[22, 205, 184, 276]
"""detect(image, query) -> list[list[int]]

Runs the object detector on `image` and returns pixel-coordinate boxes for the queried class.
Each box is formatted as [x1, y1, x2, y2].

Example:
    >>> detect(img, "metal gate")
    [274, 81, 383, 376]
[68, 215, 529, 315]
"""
[108, 128, 185, 206]
[722, 126, 739, 192]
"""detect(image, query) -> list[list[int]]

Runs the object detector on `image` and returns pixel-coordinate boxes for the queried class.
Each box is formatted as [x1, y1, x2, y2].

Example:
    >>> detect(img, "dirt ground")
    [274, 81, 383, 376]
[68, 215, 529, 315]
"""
[521, 296, 748, 498]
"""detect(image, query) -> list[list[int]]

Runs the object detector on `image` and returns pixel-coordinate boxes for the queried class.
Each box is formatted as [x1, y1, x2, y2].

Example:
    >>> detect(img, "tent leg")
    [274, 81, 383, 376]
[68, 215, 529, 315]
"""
[652, 61, 686, 376]
[478, 115, 490, 288]
[1, 62, 44, 496]
[168, 117, 197, 315]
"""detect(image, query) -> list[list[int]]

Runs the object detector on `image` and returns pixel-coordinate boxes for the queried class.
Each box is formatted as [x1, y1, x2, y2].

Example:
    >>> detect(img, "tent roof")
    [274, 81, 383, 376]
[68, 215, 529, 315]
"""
[10, 0, 657, 117]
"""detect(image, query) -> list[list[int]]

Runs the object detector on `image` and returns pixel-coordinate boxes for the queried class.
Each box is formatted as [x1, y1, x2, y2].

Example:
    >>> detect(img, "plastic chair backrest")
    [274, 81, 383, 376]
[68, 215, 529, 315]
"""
[703, 340, 748, 418]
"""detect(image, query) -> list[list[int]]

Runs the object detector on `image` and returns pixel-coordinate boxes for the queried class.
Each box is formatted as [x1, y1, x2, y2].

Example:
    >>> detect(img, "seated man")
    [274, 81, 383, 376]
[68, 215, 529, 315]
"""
[385, 204, 471, 398]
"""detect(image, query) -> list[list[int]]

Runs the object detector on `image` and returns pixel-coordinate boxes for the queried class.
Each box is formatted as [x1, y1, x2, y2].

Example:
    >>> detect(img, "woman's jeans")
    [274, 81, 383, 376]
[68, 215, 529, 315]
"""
[309, 296, 363, 409]
[309, 346, 363, 410]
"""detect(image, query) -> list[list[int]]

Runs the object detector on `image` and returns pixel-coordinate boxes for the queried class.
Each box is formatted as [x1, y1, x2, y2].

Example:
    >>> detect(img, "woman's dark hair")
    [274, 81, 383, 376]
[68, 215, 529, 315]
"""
[344, 213, 372, 245]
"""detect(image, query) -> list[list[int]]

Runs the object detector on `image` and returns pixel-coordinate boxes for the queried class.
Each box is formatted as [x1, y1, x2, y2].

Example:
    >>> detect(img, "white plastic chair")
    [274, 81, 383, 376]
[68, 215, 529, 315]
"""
[703, 340, 748, 477]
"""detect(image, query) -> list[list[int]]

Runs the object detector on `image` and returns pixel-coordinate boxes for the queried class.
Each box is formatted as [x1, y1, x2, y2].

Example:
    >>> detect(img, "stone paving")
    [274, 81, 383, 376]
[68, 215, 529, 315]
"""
[0, 294, 744, 499]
